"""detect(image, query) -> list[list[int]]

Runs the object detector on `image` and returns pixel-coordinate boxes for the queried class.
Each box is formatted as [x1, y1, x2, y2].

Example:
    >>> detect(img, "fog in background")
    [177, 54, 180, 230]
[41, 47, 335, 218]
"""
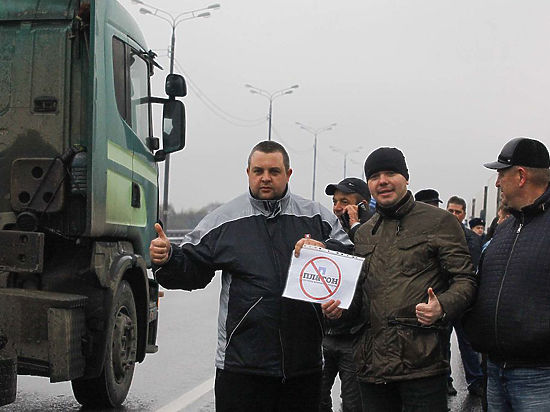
[120, 0, 550, 217]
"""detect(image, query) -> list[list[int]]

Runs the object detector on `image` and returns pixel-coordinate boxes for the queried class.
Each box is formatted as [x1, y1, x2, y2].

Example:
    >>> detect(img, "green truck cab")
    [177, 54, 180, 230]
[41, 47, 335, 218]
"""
[0, 0, 185, 407]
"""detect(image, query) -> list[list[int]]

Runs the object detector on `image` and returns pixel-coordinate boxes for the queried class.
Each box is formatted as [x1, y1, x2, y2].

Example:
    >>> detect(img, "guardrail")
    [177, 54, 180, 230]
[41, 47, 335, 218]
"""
[166, 229, 192, 243]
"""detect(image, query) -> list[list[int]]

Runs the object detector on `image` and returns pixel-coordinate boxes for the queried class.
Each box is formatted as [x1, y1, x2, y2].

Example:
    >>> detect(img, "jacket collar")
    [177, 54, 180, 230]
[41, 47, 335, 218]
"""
[510, 183, 550, 218]
[376, 191, 415, 219]
[248, 186, 291, 219]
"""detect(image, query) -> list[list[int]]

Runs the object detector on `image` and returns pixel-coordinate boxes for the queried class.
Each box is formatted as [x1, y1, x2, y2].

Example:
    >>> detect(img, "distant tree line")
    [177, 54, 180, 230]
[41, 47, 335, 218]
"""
[163, 202, 222, 230]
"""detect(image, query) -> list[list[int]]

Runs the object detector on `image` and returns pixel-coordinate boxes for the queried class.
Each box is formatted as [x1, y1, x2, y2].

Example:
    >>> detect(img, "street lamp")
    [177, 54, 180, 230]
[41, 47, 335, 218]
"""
[133, 1, 220, 229]
[245, 84, 299, 141]
[296, 122, 337, 201]
[330, 146, 362, 179]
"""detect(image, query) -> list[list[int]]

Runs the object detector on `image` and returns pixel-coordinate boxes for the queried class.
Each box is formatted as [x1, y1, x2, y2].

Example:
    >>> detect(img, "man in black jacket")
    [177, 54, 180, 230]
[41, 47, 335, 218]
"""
[321, 177, 373, 412]
[446, 196, 484, 397]
[464, 137, 550, 411]
[150, 141, 351, 412]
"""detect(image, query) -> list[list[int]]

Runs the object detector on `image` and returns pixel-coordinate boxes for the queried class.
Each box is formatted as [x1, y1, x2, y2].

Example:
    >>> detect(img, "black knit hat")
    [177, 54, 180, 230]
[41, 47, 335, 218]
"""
[484, 137, 550, 170]
[364, 147, 409, 181]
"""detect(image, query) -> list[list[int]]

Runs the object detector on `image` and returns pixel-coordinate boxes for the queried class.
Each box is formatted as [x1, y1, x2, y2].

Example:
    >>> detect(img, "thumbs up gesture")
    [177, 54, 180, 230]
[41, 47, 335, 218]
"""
[150, 223, 171, 265]
[415, 288, 444, 326]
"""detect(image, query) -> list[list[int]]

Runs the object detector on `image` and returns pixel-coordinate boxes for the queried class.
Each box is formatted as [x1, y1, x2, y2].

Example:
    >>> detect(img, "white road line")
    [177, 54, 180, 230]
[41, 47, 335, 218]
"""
[156, 377, 215, 412]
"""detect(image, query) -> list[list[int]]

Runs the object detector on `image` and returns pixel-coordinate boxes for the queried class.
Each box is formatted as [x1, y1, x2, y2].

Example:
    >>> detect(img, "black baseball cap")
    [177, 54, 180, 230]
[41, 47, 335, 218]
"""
[325, 177, 370, 201]
[414, 189, 442, 204]
[484, 137, 550, 170]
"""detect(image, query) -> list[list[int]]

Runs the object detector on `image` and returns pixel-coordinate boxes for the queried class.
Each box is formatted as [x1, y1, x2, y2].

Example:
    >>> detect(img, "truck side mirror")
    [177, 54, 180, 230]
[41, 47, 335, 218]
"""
[165, 74, 187, 97]
[162, 99, 185, 154]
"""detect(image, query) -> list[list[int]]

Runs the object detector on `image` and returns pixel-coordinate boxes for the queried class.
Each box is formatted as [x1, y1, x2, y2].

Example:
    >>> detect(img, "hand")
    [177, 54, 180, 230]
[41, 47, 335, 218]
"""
[294, 236, 325, 257]
[415, 288, 443, 326]
[150, 223, 171, 265]
[343, 204, 360, 226]
[322, 299, 343, 320]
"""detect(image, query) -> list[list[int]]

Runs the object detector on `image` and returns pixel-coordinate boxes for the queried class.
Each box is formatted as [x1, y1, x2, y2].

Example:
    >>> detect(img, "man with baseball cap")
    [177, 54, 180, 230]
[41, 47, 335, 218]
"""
[464, 137, 550, 411]
[319, 177, 372, 412]
[325, 177, 374, 241]
[346, 147, 477, 411]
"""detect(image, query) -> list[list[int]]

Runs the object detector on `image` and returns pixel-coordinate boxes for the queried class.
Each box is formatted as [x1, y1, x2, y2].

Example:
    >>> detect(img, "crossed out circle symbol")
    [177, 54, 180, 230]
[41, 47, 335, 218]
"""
[299, 256, 342, 300]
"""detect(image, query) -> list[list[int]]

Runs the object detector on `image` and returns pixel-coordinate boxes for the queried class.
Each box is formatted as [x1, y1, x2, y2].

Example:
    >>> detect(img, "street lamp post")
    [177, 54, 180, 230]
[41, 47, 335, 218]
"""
[132, 0, 220, 229]
[348, 158, 366, 180]
[296, 122, 337, 201]
[245, 84, 299, 140]
[330, 146, 362, 179]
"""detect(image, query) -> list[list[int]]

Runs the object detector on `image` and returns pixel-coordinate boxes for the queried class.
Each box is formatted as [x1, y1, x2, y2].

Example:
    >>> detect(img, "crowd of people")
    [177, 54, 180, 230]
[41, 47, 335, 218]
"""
[149, 136, 550, 411]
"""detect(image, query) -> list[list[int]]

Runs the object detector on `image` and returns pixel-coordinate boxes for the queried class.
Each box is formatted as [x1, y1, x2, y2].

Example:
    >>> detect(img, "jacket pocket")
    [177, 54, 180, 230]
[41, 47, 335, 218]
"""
[354, 244, 375, 275]
[396, 236, 430, 276]
[225, 296, 263, 350]
[354, 243, 375, 256]
[395, 322, 444, 371]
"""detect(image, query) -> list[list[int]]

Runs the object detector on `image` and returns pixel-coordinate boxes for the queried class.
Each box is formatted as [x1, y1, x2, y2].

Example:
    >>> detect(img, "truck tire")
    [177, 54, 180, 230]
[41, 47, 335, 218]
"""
[0, 354, 17, 407]
[71, 280, 138, 407]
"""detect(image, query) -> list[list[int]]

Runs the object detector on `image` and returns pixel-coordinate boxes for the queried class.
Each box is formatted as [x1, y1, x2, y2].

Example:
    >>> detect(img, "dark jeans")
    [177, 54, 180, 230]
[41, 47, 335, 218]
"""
[319, 334, 362, 412]
[215, 368, 322, 412]
[447, 320, 484, 387]
[487, 360, 550, 411]
[358, 374, 447, 412]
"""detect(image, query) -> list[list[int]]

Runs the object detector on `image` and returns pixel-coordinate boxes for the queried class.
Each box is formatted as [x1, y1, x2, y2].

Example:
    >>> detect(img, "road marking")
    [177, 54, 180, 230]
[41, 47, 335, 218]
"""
[156, 377, 214, 412]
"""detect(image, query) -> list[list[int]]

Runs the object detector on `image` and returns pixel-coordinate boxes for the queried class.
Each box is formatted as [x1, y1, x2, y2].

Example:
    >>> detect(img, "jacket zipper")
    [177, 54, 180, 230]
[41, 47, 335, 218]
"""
[279, 330, 287, 382]
[311, 303, 325, 338]
[261, 218, 287, 379]
[225, 297, 263, 350]
[494, 216, 523, 357]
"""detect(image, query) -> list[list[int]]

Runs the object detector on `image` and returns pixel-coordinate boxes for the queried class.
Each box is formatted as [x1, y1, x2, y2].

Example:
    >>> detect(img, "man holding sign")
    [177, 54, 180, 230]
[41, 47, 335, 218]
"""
[349, 147, 476, 411]
[150, 141, 351, 412]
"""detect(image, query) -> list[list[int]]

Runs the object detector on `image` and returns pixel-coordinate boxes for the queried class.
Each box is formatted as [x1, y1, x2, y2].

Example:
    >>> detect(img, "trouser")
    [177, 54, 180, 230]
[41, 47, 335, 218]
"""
[319, 334, 362, 412]
[214, 368, 322, 412]
[446, 320, 484, 387]
[358, 374, 447, 412]
[486, 360, 550, 412]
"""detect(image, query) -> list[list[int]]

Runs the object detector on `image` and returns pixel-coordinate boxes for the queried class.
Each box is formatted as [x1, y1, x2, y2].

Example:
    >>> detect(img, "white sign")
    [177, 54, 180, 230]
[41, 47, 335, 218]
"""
[283, 245, 364, 309]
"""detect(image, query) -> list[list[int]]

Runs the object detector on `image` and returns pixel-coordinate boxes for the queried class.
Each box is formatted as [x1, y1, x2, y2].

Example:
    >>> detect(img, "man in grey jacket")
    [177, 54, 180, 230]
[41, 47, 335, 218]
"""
[150, 141, 351, 412]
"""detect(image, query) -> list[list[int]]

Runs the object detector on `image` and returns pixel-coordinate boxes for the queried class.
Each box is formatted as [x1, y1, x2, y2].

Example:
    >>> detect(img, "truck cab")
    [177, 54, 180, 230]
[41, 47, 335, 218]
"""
[0, 0, 185, 407]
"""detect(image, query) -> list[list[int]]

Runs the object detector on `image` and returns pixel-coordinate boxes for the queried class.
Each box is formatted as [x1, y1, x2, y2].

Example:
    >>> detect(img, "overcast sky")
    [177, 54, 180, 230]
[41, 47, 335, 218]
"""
[120, 0, 550, 218]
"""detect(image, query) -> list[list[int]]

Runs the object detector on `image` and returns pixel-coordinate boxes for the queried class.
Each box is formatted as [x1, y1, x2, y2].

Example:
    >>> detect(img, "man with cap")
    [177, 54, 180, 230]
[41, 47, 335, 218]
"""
[468, 218, 485, 237]
[414, 188, 443, 207]
[344, 147, 476, 411]
[464, 137, 550, 411]
[319, 178, 373, 412]
[325, 177, 374, 242]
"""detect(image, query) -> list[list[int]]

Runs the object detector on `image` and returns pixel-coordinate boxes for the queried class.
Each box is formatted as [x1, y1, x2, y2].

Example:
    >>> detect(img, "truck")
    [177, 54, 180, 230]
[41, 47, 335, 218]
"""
[0, 0, 186, 407]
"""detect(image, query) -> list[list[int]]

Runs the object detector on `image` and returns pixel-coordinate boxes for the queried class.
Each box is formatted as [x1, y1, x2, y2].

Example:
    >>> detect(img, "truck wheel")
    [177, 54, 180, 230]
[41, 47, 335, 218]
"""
[0, 353, 17, 407]
[71, 280, 138, 407]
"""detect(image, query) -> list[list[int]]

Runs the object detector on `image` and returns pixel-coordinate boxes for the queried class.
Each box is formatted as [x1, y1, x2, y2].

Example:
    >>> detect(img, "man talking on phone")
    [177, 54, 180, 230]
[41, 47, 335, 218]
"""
[325, 177, 374, 243]
[319, 177, 373, 412]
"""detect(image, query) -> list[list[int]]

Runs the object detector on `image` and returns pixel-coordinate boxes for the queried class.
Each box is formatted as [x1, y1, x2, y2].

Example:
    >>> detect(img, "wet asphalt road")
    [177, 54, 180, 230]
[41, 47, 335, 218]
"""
[3, 275, 482, 412]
